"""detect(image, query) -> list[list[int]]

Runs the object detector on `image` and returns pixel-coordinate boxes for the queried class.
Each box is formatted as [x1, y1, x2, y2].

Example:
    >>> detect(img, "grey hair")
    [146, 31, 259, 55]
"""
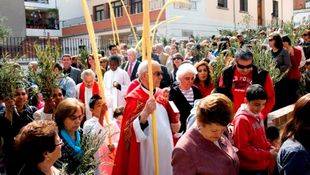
[155, 43, 164, 49]
[81, 69, 96, 80]
[164, 45, 171, 53]
[137, 60, 161, 78]
[176, 63, 198, 82]
[127, 48, 137, 55]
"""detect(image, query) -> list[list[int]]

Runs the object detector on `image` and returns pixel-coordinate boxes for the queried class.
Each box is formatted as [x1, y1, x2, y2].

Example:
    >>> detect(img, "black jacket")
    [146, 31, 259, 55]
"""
[121, 61, 141, 81]
[169, 85, 202, 133]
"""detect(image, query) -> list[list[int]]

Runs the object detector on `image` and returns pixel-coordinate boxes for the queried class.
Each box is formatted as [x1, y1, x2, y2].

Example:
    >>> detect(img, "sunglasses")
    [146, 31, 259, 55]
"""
[268, 38, 274, 42]
[173, 57, 183, 60]
[153, 71, 163, 77]
[237, 63, 252, 69]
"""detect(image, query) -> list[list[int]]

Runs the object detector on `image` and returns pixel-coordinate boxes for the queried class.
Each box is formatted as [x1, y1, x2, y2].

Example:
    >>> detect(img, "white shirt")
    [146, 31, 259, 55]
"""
[104, 67, 130, 118]
[132, 101, 174, 175]
[76, 83, 93, 120]
[33, 108, 53, 121]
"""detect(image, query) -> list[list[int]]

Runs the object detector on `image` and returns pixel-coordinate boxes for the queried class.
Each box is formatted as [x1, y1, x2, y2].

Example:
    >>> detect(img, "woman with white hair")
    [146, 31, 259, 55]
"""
[169, 63, 202, 133]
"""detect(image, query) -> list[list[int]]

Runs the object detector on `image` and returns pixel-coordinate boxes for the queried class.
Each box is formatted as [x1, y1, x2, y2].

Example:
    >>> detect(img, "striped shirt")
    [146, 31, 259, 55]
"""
[180, 88, 194, 106]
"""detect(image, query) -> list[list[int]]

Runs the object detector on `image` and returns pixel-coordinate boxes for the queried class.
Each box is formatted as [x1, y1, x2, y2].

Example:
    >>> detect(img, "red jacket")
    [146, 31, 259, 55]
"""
[287, 47, 302, 80]
[232, 104, 275, 171]
[112, 86, 179, 175]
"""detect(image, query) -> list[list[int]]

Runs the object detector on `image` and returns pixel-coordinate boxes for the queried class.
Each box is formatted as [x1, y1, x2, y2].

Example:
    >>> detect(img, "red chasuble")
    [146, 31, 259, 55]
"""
[112, 85, 179, 175]
[78, 81, 100, 103]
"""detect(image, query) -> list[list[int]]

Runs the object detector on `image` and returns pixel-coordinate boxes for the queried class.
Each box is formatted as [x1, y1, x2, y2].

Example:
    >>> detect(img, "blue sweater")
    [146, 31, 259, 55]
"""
[277, 138, 310, 175]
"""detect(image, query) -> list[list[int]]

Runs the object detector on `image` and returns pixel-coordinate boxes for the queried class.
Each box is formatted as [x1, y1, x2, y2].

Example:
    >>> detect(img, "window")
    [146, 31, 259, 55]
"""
[240, 0, 248, 12]
[25, 9, 59, 30]
[182, 30, 193, 37]
[174, 0, 197, 10]
[25, 0, 49, 4]
[130, 0, 143, 14]
[111, 1, 123, 17]
[218, 0, 227, 8]
[94, 5, 105, 21]
[272, 0, 278, 17]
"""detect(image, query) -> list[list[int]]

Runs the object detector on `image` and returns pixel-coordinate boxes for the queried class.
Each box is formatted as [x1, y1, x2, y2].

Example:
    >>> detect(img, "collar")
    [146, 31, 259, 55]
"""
[140, 83, 156, 95]
[129, 60, 137, 65]
[239, 104, 261, 121]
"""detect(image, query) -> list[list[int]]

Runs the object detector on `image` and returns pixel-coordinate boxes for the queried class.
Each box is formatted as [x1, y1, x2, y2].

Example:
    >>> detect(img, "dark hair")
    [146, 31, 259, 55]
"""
[266, 126, 280, 142]
[54, 98, 84, 129]
[113, 107, 124, 119]
[282, 35, 292, 46]
[108, 44, 117, 51]
[246, 84, 267, 101]
[270, 33, 283, 49]
[235, 49, 253, 61]
[194, 61, 212, 86]
[15, 120, 58, 166]
[87, 54, 94, 69]
[62, 54, 72, 60]
[306, 59, 310, 66]
[109, 55, 121, 64]
[89, 94, 102, 109]
[53, 63, 63, 71]
[281, 94, 310, 150]
[196, 93, 233, 126]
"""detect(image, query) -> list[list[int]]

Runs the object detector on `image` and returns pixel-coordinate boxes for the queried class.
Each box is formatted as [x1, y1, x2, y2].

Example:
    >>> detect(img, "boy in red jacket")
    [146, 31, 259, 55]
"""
[232, 84, 277, 175]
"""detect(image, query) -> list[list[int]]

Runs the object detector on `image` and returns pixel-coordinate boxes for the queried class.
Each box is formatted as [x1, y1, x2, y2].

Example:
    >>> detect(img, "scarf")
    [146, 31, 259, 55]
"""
[79, 81, 99, 103]
[60, 129, 83, 157]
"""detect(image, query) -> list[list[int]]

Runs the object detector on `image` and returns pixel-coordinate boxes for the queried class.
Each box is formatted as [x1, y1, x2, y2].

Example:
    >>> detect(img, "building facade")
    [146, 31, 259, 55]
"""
[293, 0, 310, 26]
[61, 0, 294, 52]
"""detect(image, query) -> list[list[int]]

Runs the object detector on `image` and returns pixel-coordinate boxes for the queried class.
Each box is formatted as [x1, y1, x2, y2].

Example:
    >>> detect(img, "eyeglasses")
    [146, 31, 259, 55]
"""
[55, 140, 64, 147]
[153, 71, 163, 77]
[236, 63, 253, 69]
[303, 34, 308, 37]
[69, 114, 84, 121]
[268, 38, 274, 42]
[184, 76, 195, 81]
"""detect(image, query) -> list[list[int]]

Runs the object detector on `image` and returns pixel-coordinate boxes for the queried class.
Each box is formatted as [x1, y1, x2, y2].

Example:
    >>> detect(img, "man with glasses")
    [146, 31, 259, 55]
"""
[113, 60, 180, 175]
[216, 49, 275, 120]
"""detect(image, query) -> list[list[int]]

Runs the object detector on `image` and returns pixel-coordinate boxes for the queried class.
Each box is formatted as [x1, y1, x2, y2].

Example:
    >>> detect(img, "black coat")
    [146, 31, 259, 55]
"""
[121, 61, 141, 81]
[169, 85, 202, 133]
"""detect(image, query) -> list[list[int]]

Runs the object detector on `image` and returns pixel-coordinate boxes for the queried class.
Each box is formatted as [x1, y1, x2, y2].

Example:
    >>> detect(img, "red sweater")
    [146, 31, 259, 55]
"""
[194, 82, 214, 97]
[232, 105, 274, 171]
[287, 47, 302, 80]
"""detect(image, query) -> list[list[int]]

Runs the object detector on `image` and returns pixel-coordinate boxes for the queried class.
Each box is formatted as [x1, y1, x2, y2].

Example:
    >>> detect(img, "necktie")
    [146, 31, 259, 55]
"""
[128, 62, 133, 77]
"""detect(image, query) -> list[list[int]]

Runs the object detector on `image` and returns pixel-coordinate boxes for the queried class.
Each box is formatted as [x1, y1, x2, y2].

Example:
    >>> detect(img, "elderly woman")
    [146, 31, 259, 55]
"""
[194, 61, 214, 97]
[172, 93, 239, 175]
[169, 63, 202, 133]
[277, 93, 310, 175]
[15, 120, 62, 175]
[54, 98, 84, 174]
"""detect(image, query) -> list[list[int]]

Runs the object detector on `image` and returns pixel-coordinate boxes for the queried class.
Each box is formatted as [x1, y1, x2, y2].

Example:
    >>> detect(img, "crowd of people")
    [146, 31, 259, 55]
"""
[0, 28, 309, 175]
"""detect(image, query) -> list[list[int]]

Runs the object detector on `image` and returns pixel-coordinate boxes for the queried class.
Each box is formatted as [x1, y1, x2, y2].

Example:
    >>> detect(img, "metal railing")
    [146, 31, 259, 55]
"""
[0, 37, 129, 61]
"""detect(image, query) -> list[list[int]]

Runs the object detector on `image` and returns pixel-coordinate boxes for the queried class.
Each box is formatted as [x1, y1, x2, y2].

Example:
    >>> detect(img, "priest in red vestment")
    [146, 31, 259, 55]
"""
[112, 60, 180, 175]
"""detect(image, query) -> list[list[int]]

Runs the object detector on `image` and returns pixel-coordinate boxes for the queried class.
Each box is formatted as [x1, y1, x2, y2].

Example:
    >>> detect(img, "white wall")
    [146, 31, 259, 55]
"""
[26, 28, 61, 37]
[56, 0, 83, 21]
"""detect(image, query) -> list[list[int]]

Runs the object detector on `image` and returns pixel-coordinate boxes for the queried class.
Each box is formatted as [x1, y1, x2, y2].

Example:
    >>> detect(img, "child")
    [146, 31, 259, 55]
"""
[113, 107, 124, 129]
[266, 126, 280, 149]
[232, 84, 277, 175]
